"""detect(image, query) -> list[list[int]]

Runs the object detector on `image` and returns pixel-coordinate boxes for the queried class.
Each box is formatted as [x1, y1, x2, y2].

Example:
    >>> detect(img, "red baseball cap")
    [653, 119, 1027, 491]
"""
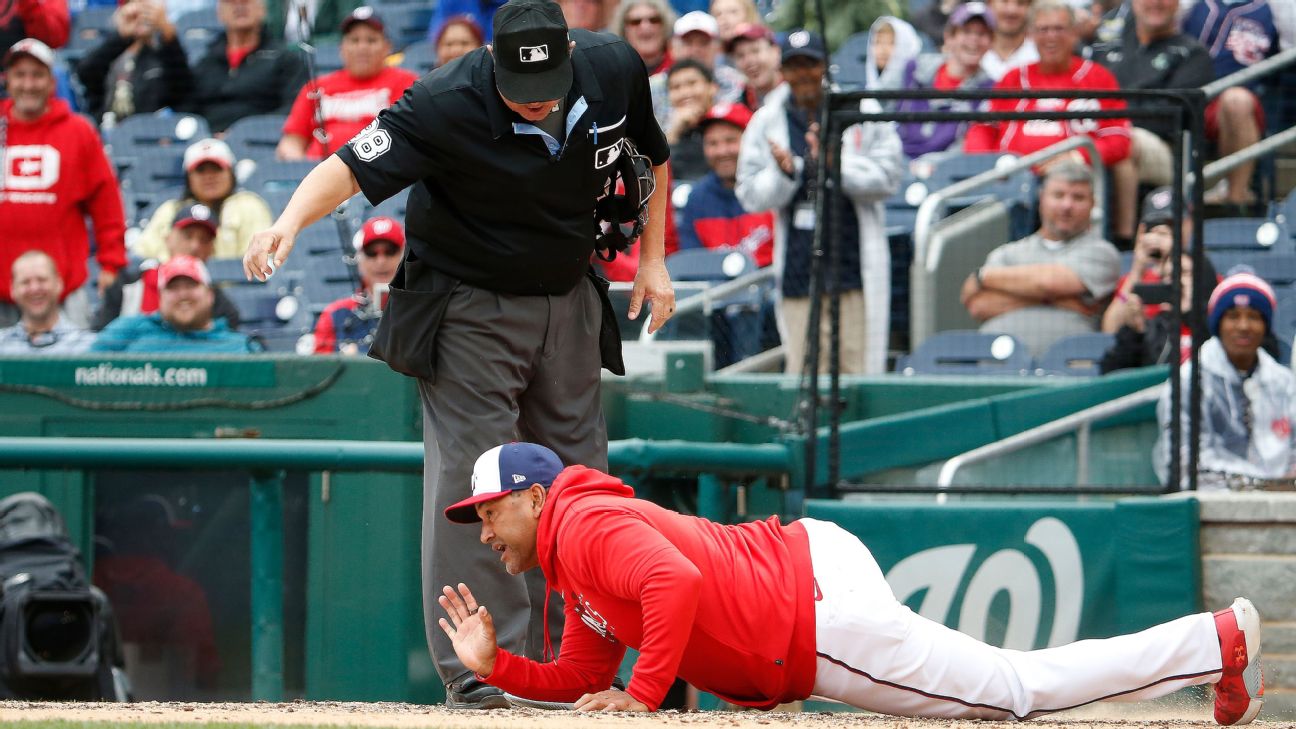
[698, 102, 753, 133]
[724, 23, 775, 53]
[353, 216, 406, 251]
[157, 255, 211, 289]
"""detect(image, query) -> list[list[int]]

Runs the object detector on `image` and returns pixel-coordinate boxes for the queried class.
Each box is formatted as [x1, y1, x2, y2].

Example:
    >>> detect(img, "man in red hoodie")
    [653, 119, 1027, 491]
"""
[438, 442, 1266, 725]
[0, 38, 126, 329]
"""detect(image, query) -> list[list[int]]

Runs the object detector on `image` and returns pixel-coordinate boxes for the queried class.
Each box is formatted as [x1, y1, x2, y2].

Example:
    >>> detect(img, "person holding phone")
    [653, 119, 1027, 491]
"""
[1098, 246, 1217, 373]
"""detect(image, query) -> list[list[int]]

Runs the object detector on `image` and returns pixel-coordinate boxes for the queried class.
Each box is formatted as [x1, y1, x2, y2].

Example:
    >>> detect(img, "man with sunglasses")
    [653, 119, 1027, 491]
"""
[244, 0, 672, 709]
[311, 216, 404, 355]
[0, 251, 95, 354]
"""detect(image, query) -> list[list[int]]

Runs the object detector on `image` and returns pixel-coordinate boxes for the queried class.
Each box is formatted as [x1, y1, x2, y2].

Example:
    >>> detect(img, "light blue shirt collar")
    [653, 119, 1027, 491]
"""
[512, 96, 589, 156]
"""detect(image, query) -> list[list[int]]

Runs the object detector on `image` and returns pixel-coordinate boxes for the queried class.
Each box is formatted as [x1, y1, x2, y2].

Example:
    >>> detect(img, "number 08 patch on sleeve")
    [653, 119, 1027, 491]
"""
[350, 120, 392, 162]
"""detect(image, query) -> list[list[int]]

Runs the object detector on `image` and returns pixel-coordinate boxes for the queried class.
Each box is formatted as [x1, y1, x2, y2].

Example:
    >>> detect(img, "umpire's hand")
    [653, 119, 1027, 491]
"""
[243, 227, 296, 283]
[628, 259, 675, 334]
[437, 583, 499, 676]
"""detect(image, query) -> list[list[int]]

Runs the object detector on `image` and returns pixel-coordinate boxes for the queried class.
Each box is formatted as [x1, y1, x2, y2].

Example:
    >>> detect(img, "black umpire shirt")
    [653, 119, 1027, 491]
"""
[334, 29, 670, 296]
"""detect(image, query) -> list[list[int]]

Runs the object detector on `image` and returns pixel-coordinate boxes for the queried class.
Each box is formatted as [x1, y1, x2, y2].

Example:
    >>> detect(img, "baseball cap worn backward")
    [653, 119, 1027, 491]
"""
[444, 442, 564, 524]
[492, 0, 573, 104]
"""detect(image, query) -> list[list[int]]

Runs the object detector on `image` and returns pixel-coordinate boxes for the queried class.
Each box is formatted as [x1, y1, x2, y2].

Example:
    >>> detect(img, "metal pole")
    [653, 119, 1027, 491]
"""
[1076, 422, 1090, 486]
[250, 469, 285, 702]
[1185, 90, 1207, 493]
[826, 127, 843, 494]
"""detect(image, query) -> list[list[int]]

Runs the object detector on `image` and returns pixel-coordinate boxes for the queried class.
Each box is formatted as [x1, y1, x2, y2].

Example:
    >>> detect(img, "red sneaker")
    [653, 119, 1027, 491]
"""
[1214, 597, 1263, 725]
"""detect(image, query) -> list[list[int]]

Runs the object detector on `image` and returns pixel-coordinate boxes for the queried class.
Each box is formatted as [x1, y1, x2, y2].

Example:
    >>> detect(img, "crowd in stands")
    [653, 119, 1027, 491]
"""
[2, 0, 1296, 486]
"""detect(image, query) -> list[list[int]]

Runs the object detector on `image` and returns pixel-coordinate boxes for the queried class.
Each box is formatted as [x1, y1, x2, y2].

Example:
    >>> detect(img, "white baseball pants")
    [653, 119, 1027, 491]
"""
[802, 518, 1224, 720]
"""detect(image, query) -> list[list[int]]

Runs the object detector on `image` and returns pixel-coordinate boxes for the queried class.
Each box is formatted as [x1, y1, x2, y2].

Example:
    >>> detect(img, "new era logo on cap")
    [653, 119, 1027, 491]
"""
[444, 442, 565, 523]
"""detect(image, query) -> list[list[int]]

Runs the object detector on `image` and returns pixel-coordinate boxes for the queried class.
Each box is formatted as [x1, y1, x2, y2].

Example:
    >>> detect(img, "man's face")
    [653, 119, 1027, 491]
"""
[622, 3, 667, 61]
[674, 30, 718, 66]
[1031, 8, 1077, 66]
[341, 24, 390, 79]
[217, 0, 266, 34]
[160, 278, 215, 331]
[1219, 306, 1265, 364]
[558, 0, 605, 31]
[948, 20, 993, 70]
[166, 224, 217, 260]
[10, 257, 62, 321]
[667, 67, 716, 115]
[711, 0, 749, 40]
[782, 56, 825, 109]
[1038, 177, 1094, 240]
[357, 240, 401, 287]
[729, 37, 778, 87]
[989, 0, 1031, 36]
[1132, 0, 1178, 35]
[702, 121, 742, 182]
[4, 57, 54, 121]
[476, 489, 543, 575]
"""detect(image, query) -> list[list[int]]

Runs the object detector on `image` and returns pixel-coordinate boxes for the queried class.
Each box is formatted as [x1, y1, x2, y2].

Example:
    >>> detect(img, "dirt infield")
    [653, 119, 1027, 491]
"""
[0, 700, 1231, 729]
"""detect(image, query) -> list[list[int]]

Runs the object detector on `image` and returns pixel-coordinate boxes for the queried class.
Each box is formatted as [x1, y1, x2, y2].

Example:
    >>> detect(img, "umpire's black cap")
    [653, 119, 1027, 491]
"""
[492, 0, 573, 104]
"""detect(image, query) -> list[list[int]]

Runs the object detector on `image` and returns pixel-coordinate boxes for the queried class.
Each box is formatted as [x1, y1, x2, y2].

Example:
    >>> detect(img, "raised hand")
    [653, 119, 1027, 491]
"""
[437, 583, 499, 676]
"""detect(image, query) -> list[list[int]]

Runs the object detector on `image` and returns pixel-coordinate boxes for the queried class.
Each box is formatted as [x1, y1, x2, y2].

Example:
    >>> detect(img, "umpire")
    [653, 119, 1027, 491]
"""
[243, 0, 674, 709]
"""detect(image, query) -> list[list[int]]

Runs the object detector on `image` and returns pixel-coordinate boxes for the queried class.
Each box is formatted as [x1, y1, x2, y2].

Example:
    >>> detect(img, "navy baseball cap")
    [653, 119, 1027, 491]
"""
[492, 0, 573, 104]
[780, 29, 826, 64]
[444, 443, 564, 523]
[172, 202, 219, 235]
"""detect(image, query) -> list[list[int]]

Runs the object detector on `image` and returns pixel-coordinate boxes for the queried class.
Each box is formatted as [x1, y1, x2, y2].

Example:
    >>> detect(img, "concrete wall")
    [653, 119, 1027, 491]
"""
[1190, 492, 1296, 718]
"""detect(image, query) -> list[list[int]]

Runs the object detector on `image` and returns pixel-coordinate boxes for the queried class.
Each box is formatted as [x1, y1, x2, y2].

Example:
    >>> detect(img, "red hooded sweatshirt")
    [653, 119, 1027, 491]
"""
[1, 98, 126, 303]
[484, 465, 818, 711]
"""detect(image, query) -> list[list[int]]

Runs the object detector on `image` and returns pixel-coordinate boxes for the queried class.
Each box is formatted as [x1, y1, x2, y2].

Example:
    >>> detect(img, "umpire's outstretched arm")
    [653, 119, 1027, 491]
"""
[243, 156, 360, 281]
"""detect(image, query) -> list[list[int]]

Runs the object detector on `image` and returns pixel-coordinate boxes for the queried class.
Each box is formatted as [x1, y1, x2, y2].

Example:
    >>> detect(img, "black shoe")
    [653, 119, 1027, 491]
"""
[446, 676, 510, 710]
[505, 676, 626, 711]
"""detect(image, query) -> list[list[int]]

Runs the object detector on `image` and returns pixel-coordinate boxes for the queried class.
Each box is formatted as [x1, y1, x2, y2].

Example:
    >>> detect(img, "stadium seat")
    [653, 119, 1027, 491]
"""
[105, 112, 211, 155]
[904, 330, 1033, 375]
[666, 249, 756, 282]
[369, 187, 411, 220]
[1202, 217, 1291, 252]
[309, 41, 344, 74]
[1210, 250, 1296, 286]
[121, 149, 188, 193]
[294, 224, 350, 257]
[1035, 333, 1115, 376]
[381, 3, 437, 50]
[224, 115, 289, 161]
[64, 6, 117, 62]
[829, 32, 870, 90]
[175, 8, 221, 63]
[399, 40, 439, 76]
[1272, 286, 1296, 346]
[205, 259, 247, 283]
[243, 160, 318, 194]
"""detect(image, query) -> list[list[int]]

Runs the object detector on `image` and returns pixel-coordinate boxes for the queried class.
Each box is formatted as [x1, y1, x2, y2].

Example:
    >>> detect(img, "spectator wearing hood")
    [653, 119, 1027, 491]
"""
[865, 16, 923, 89]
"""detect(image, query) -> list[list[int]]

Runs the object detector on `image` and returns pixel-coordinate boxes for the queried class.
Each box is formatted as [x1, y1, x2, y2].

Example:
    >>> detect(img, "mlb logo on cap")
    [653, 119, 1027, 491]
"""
[520, 44, 549, 62]
[444, 443, 564, 523]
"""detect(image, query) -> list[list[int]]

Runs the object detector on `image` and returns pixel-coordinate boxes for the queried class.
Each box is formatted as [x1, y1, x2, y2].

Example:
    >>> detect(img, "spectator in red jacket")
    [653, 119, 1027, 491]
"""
[311, 215, 404, 354]
[0, 39, 125, 329]
[278, 8, 419, 159]
[677, 102, 774, 266]
[436, 442, 1265, 725]
[0, 0, 68, 53]
[963, 0, 1131, 171]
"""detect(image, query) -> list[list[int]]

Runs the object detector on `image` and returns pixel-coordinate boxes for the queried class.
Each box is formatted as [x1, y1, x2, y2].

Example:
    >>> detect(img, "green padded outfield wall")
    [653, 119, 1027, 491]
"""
[805, 498, 1202, 644]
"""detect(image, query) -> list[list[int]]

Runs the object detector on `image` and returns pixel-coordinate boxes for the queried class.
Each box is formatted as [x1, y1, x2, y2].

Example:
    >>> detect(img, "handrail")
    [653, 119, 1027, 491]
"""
[935, 383, 1162, 490]
[1201, 123, 1296, 186]
[1201, 46, 1296, 100]
[912, 136, 1105, 274]
[0, 436, 790, 702]
[639, 266, 777, 344]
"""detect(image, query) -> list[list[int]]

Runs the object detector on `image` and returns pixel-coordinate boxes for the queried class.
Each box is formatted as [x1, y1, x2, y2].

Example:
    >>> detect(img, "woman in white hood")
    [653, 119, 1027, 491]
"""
[865, 16, 924, 89]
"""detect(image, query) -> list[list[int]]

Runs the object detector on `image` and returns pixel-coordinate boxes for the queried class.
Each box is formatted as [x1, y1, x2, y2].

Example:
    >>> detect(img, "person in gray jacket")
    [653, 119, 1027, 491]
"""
[1155, 272, 1296, 489]
[735, 30, 903, 375]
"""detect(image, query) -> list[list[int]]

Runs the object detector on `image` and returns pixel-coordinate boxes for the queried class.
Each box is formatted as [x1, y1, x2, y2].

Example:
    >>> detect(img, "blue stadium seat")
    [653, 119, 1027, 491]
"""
[175, 8, 221, 63]
[105, 112, 210, 154]
[666, 249, 756, 282]
[829, 32, 870, 90]
[1275, 190, 1296, 235]
[294, 224, 349, 256]
[1210, 250, 1296, 287]
[369, 187, 411, 220]
[121, 149, 188, 193]
[1202, 217, 1291, 252]
[224, 115, 289, 161]
[381, 3, 436, 50]
[244, 159, 318, 194]
[205, 259, 248, 283]
[904, 330, 1033, 375]
[309, 41, 344, 74]
[1271, 286, 1296, 347]
[399, 40, 439, 76]
[1035, 333, 1115, 376]
[65, 6, 117, 62]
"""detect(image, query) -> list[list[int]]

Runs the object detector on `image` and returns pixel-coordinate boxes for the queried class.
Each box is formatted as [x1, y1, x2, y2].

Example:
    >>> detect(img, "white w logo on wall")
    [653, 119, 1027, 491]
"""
[884, 517, 1083, 650]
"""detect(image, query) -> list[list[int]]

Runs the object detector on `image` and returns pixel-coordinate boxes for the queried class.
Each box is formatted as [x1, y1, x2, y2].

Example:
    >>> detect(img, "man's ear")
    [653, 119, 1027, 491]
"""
[529, 484, 547, 514]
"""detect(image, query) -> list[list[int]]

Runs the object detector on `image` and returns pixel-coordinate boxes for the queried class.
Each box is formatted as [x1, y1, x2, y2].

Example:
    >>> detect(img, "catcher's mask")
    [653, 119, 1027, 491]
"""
[594, 138, 656, 262]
